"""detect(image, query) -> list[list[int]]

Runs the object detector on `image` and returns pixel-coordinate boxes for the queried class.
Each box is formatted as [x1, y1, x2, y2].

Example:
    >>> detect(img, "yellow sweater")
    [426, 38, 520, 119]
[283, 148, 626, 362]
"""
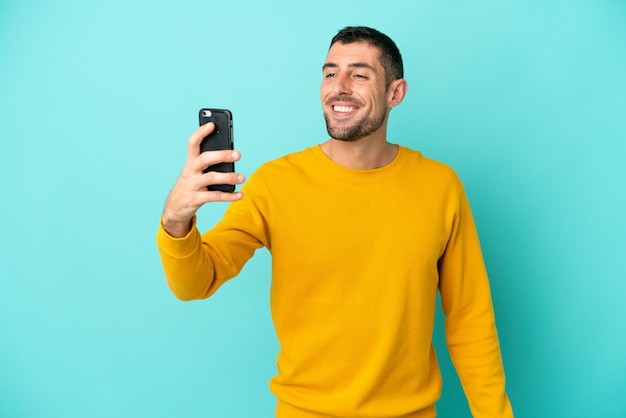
[157, 145, 513, 418]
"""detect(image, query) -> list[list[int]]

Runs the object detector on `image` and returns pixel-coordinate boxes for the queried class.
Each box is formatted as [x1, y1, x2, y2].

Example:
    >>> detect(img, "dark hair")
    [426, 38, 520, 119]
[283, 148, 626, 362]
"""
[330, 26, 404, 86]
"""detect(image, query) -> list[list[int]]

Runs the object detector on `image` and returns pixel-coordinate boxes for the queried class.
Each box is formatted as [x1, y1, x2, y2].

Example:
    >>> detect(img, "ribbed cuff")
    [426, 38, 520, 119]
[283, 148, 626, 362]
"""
[156, 216, 201, 258]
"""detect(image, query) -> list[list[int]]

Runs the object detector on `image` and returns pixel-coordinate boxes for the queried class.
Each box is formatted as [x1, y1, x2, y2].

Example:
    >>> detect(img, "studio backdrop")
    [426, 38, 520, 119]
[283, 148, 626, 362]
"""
[1, 1, 625, 417]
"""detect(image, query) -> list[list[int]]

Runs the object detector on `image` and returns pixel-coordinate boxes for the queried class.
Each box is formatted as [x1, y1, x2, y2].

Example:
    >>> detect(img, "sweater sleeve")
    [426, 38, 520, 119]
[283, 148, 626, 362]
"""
[438, 190, 514, 417]
[156, 174, 270, 301]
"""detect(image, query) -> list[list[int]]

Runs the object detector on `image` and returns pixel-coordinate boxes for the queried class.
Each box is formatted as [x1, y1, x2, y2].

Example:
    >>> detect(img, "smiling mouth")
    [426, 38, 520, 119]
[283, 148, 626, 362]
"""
[333, 105, 357, 113]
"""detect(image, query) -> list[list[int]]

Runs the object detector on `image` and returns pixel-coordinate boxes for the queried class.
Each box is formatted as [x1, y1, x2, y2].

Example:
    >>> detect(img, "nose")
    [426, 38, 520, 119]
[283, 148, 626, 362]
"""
[332, 73, 351, 95]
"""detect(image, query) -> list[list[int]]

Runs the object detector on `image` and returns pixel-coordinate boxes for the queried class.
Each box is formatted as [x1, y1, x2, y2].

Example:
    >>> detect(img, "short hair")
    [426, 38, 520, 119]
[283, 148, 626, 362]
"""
[329, 26, 404, 86]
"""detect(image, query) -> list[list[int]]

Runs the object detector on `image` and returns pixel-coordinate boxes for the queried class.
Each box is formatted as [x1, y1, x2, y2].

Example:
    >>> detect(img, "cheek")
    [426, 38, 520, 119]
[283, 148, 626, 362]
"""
[320, 82, 332, 100]
[368, 88, 388, 109]
[365, 82, 386, 100]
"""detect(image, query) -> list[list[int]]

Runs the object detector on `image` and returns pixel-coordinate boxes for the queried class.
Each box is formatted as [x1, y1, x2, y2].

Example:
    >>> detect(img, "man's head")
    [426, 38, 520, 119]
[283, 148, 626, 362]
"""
[329, 26, 404, 88]
[321, 27, 407, 142]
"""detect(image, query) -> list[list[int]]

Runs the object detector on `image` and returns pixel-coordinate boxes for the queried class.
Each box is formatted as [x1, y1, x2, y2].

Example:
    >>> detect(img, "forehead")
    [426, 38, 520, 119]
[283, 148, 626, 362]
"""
[324, 42, 382, 69]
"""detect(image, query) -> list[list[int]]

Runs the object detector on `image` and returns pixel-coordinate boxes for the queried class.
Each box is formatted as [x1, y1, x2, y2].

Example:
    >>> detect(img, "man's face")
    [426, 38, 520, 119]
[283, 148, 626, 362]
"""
[321, 42, 390, 142]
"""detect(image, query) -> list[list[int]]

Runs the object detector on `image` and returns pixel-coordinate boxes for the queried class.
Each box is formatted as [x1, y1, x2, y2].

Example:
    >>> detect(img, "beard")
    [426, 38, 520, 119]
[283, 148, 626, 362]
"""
[323, 100, 387, 142]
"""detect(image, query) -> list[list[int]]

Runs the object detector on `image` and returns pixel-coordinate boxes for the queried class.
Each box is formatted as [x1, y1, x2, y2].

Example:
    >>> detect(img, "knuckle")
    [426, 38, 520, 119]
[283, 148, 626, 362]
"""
[208, 191, 223, 202]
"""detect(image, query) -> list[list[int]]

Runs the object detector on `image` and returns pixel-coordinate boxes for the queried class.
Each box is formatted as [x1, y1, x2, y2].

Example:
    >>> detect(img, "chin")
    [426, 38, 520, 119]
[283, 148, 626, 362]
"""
[331, 133, 364, 142]
[326, 126, 364, 142]
[324, 118, 365, 142]
[323, 110, 386, 143]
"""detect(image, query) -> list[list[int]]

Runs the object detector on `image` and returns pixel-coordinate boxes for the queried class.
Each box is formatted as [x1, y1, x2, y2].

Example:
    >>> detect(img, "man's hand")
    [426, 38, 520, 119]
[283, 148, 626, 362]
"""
[161, 122, 245, 238]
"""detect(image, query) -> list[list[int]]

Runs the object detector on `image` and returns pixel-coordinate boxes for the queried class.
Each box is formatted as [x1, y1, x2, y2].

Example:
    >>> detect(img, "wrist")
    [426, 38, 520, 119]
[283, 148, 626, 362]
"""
[161, 214, 193, 238]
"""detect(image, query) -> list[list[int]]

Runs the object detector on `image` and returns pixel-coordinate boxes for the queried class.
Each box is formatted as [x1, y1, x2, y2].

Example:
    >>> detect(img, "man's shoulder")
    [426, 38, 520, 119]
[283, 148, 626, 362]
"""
[400, 146, 460, 180]
[254, 146, 316, 173]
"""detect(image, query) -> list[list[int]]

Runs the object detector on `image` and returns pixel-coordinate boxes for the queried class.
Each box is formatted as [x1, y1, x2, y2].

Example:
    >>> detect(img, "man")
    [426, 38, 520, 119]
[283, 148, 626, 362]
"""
[157, 26, 514, 418]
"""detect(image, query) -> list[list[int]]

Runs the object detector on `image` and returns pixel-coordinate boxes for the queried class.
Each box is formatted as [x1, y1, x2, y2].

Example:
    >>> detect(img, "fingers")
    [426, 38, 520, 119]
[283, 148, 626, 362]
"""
[184, 186, 244, 208]
[162, 170, 244, 228]
[187, 122, 215, 160]
[202, 190, 244, 202]
[197, 172, 245, 190]
[190, 149, 241, 173]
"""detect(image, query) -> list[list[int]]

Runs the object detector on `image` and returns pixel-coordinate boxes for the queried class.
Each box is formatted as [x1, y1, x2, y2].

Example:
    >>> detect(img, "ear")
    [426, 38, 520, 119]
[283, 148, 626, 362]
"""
[387, 78, 408, 108]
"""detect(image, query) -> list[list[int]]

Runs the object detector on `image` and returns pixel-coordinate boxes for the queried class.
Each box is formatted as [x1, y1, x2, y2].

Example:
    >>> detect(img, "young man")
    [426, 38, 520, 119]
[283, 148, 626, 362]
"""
[158, 26, 514, 418]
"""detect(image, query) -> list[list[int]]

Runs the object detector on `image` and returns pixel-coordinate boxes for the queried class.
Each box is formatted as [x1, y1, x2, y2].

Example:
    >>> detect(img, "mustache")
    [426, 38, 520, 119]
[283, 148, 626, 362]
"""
[325, 96, 364, 107]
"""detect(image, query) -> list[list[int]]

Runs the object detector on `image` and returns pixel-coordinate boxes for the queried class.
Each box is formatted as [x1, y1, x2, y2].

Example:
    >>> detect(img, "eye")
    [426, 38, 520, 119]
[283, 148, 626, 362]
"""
[354, 74, 368, 80]
[324, 72, 336, 79]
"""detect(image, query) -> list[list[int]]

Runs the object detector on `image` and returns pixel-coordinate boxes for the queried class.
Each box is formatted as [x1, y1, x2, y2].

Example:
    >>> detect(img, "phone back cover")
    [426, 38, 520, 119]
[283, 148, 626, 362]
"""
[199, 108, 235, 192]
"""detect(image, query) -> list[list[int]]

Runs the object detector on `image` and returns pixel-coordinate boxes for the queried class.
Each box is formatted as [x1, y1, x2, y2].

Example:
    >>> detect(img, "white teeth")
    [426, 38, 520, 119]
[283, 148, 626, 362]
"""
[334, 105, 355, 113]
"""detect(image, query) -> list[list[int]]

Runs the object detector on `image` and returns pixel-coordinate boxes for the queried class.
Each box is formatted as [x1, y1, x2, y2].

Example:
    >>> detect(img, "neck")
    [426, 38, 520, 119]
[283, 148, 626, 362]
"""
[320, 136, 398, 170]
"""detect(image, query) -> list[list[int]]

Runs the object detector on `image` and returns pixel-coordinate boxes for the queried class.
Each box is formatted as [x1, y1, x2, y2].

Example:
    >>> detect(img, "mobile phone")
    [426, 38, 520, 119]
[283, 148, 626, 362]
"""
[199, 108, 235, 193]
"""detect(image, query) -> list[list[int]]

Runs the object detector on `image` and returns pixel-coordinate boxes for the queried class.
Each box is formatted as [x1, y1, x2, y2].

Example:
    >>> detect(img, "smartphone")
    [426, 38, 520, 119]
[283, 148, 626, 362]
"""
[199, 108, 235, 193]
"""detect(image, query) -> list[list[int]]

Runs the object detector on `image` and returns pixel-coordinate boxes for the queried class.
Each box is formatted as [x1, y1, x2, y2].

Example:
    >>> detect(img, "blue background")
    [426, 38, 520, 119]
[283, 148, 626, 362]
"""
[1, 1, 625, 417]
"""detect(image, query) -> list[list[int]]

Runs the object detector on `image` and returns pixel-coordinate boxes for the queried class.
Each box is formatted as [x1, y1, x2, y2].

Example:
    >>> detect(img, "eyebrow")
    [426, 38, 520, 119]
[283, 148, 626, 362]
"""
[322, 62, 377, 72]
